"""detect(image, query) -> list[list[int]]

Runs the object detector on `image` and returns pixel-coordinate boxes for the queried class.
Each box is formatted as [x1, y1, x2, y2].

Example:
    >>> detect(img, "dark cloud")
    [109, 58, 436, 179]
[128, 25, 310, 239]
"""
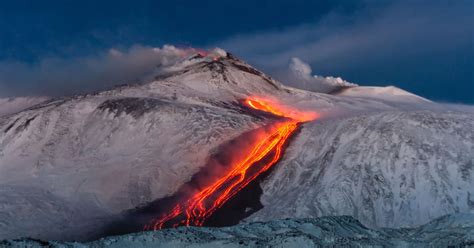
[0, 0, 471, 103]
[218, 0, 472, 67]
[216, 0, 473, 103]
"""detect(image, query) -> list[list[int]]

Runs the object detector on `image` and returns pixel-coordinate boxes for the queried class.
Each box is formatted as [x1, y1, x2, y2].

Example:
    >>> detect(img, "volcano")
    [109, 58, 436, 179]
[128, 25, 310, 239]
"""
[0, 49, 472, 242]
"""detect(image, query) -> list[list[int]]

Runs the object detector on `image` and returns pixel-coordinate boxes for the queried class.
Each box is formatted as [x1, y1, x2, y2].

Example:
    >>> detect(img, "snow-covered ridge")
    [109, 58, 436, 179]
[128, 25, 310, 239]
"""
[336, 86, 431, 103]
[4, 214, 473, 247]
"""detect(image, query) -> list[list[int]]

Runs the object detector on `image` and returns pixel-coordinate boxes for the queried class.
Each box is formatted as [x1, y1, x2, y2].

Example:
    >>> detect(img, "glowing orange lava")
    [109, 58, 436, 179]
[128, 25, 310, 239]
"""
[245, 96, 319, 122]
[145, 97, 318, 230]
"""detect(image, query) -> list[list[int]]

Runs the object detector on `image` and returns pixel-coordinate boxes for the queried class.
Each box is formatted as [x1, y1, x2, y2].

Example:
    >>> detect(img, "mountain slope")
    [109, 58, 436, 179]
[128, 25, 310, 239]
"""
[0, 52, 294, 241]
[0, 96, 263, 241]
[248, 110, 474, 228]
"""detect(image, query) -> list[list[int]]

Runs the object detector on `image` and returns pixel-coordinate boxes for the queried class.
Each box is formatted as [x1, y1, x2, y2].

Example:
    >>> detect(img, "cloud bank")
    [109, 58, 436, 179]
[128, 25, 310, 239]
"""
[0, 45, 203, 97]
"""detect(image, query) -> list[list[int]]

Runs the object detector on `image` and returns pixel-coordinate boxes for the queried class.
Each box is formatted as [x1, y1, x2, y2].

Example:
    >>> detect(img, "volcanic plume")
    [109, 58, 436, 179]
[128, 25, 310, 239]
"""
[145, 97, 318, 230]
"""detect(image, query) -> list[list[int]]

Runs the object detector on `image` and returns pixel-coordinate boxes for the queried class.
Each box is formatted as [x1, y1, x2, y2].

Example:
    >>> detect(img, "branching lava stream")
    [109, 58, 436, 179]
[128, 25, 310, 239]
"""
[145, 96, 318, 230]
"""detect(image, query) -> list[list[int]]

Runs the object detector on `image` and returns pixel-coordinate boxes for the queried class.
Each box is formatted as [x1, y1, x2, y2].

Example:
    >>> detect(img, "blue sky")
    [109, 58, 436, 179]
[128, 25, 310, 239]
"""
[0, 0, 472, 103]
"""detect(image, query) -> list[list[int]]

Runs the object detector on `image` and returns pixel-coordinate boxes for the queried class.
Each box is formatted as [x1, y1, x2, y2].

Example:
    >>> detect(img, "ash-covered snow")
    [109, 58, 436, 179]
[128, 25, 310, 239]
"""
[3, 213, 473, 247]
[0, 49, 472, 242]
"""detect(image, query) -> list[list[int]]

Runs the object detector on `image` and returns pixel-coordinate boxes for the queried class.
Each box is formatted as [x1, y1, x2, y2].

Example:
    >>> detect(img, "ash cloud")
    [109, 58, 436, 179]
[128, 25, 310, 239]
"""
[278, 57, 357, 93]
[0, 45, 196, 97]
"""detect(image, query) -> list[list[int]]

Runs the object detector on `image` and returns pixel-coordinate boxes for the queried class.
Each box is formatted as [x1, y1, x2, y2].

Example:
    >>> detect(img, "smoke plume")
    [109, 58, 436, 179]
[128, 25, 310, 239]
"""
[0, 45, 202, 97]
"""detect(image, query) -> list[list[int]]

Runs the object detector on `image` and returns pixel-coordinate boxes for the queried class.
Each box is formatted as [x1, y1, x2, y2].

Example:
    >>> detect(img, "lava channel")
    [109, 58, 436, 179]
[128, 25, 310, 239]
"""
[145, 97, 318, 230]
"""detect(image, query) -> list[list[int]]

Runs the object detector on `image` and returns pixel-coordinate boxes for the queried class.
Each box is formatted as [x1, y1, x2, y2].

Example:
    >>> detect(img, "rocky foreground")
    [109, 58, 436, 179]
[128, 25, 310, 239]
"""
[3, 213, 473, 247]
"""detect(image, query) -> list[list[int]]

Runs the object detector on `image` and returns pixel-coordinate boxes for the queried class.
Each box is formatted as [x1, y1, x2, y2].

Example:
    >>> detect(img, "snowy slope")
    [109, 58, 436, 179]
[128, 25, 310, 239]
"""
[0, 51, 323, 241]
[0, 97, 263, 241]
[4, 213, 473, 247]
[0, 49, 472, 242]
[0, 53, 285, 240]
[249, 110, 474, 228]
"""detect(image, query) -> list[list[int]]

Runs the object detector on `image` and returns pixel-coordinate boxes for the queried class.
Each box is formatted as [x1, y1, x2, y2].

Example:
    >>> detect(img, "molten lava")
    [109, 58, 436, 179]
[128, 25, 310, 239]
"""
[245, 96, 319, 122]
[145, 97, 318, 230]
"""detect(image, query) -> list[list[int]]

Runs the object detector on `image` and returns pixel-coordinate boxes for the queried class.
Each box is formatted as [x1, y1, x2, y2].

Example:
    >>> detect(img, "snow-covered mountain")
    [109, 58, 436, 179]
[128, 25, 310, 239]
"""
[0, 49, 472, 242]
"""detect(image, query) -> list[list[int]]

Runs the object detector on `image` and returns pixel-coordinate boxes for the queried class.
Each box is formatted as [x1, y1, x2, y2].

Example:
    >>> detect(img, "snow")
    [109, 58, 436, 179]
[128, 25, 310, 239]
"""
[249, 110, 474, 229]
[0, 96, 262, 240]
[336, 86, 431, 103]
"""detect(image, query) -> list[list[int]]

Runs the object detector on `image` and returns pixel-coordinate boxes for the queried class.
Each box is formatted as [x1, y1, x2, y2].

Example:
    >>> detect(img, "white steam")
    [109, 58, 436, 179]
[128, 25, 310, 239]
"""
[287, 57, 357, 93]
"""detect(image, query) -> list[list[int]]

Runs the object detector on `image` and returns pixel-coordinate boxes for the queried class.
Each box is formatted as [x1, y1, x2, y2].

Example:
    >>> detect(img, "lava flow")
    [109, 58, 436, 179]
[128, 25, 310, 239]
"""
[145, 97, 318, 230]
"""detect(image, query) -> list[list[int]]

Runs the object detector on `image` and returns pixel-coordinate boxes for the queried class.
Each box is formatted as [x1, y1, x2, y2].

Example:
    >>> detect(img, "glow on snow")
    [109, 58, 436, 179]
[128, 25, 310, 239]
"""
[145, 96, 318, 230]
